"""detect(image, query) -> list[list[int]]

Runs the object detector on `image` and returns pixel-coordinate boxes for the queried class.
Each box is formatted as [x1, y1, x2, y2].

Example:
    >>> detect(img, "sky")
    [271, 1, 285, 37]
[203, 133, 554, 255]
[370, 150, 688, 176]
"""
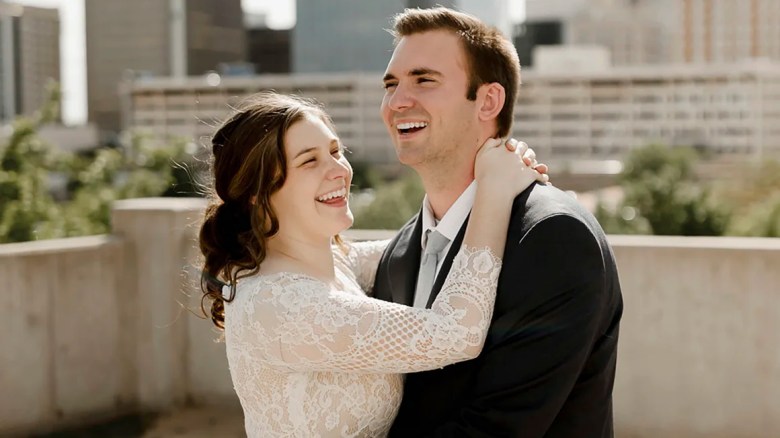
[12, 0, 525, 125]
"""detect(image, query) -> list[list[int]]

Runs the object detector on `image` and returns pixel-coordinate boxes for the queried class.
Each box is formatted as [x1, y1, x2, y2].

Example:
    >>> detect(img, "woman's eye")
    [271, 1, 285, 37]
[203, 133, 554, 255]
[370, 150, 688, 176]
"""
[303, 158, 316, 165]
[331, 149, 342, 157]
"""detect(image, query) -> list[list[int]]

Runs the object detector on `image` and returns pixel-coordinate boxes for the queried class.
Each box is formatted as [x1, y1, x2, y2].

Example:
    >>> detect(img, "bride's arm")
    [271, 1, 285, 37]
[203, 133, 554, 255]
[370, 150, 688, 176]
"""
[232, 140, 542, 374]
[237, 243, 501, 374]
[338, 239, 390, 296]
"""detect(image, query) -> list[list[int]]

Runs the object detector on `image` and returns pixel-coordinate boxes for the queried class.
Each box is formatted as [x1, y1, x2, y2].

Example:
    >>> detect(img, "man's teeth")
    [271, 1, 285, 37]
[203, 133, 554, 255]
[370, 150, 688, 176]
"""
[317, 187, 347, 202]
[397, 122, 428, 130]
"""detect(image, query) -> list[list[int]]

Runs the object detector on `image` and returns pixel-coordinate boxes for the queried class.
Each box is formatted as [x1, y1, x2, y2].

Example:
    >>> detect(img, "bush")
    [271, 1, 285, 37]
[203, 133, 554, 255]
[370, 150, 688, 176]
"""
[352, 172, 424, 229]
[728, 192, 780, 237]
[0, 84, 201, 243]
[598, 144, 731, 236]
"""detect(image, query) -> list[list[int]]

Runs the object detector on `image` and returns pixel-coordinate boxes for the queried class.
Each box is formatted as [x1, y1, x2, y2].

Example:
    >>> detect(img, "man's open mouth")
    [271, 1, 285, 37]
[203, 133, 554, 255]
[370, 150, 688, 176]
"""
[397, 122, 428, 135]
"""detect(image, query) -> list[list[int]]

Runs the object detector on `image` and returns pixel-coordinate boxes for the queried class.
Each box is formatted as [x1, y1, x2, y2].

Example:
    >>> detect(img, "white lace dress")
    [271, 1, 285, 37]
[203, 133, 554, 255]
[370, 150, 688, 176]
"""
[224, 240, 502, 437]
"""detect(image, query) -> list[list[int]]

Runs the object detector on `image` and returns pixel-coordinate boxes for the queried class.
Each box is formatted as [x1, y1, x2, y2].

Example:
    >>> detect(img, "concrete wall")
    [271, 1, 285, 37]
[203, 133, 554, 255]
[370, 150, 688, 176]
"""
[0, 198, 778, 436]
[610, 235, 780, 438]
[0, 235, 133, 434]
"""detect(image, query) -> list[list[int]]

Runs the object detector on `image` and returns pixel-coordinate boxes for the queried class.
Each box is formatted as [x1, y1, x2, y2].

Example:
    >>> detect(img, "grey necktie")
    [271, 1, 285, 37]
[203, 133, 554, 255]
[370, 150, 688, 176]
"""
[414, 229, 450, 308]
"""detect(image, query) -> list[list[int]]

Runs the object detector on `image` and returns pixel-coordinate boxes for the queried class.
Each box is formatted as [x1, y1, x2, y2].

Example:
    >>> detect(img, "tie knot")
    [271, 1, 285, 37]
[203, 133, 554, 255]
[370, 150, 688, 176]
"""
[424, 230, 450, 256]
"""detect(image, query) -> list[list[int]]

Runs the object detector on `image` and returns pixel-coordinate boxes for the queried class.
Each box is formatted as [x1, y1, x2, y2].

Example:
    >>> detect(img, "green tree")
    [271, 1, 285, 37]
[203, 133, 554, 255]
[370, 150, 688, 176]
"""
[0, 83, 62, 243]
[0, 82, 201, 243]
[728, 192, 780, 237]
[720, 160, 780, 237]
[598, 144, 731, 236]
[348, 160, 384, 191]
[352, 172, 425, 229]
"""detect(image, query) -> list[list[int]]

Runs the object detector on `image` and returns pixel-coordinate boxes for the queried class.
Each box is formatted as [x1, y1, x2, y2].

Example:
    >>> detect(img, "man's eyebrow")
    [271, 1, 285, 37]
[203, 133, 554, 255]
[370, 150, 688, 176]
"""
[382, 68, 443, 82]
[409, 68, 443, 77]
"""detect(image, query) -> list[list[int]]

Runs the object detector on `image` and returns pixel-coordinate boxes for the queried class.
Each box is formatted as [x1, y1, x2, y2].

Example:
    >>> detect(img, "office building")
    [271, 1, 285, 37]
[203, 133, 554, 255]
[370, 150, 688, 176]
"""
[293, 0, 510, 74]
[519, 0, 780, 67]
[0, 2, 59, 121]
[85, 0, 246, 133]
[247, 27, 291, 74]
[125, 60, 780, 165]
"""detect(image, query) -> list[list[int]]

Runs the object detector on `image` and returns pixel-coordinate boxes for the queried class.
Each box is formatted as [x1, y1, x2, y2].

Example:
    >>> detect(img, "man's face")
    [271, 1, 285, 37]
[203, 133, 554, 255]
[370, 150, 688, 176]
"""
[381, 30, 480, 171]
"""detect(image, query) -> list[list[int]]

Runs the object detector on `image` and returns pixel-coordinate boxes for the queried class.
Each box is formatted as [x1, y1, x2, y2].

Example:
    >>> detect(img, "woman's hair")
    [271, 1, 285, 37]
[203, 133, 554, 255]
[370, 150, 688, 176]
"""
[391, 7, 521, 138]
[199, 91, 336, 329]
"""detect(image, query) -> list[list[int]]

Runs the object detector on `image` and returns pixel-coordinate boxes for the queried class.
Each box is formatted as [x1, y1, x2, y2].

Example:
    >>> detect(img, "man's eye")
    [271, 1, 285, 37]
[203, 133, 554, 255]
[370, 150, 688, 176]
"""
[383, 83, 397, 89]
[418, 78, 433, 83]
[331, 149, 342, 157]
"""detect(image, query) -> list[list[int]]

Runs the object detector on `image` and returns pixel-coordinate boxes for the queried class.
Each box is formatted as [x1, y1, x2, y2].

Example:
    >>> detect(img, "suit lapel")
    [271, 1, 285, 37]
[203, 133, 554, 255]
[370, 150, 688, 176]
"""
[388, 211, 424, 306]
[426, 214, 470, 308]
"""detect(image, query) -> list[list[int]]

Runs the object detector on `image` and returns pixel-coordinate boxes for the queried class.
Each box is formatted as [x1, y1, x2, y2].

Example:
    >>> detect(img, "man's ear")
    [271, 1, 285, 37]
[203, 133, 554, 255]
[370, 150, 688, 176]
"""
[477, 82, 506, 123]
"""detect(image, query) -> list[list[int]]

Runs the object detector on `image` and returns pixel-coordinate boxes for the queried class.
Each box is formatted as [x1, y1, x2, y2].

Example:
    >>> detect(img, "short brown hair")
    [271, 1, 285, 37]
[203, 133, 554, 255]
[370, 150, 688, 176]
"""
[391, 7, 521, 138]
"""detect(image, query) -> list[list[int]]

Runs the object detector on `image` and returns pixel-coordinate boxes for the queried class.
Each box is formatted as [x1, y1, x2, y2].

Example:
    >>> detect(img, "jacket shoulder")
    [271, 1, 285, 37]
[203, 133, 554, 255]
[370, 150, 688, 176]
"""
[510, 183, 607, 240]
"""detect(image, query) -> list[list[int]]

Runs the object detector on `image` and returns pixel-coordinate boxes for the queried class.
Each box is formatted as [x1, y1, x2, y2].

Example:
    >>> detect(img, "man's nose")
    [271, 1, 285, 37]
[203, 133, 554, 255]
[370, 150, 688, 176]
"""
[386, 84, 415, 112]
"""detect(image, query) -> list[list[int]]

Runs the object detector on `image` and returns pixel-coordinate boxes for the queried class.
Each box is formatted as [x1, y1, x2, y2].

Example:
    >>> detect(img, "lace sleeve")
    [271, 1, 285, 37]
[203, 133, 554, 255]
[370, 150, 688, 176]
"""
[236, 245, 501, 374]
[340, 240, 390, 295]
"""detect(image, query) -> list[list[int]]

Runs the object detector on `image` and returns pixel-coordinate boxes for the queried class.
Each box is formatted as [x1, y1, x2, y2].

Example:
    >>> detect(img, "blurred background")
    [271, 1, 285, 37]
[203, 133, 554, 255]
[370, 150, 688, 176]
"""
[0, 0, 778, 437]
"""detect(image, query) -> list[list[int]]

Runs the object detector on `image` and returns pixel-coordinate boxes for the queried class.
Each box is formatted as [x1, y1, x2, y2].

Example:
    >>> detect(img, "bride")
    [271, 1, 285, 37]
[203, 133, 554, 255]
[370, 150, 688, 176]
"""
[198, 92, 547, 437]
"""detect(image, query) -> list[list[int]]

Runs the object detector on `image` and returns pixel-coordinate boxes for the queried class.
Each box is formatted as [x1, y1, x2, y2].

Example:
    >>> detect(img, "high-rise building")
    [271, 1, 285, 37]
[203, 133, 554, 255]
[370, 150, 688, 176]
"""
[85, 0, 246, 134]
[519, 0, 780, 67]
[294, 0, 509, 74]
[0, 3, 59, 122]
[659, 0, 780, 64]
[247, 26, 291, 74]
[459, 0, 511, 39]
[521, 0, 664, 67]
[294, 0, 405, 73]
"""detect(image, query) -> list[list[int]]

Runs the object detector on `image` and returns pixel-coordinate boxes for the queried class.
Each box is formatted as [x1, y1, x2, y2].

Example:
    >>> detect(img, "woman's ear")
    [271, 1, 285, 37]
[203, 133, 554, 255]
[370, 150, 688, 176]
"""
[477, 82, 506, 123]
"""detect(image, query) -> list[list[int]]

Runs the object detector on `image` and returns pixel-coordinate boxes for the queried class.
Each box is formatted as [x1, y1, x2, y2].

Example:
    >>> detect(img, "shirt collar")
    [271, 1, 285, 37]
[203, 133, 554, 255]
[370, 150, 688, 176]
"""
[420, 180, 477, 249]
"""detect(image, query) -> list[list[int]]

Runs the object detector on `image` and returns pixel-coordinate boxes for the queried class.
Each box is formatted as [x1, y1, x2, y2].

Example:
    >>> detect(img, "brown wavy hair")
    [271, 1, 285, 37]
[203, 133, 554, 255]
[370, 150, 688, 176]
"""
[391, 7, 521, 138]
[199, 92, 336, 329]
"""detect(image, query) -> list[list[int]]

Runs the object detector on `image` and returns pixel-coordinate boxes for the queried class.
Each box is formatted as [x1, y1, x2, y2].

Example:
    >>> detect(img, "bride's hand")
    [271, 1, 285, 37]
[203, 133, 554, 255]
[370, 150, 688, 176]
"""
[505, 139, 550, 184]
[475, 137, 543, 200]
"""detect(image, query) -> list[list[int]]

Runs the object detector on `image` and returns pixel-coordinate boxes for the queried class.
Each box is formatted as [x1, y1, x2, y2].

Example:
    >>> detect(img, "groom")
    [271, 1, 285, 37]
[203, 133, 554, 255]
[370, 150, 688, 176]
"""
[373, 7, 624, 437]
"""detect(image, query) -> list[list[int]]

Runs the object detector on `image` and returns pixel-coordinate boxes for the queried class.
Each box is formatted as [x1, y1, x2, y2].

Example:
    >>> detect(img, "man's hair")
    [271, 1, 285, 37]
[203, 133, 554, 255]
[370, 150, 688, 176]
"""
[391, 7, 521, 138]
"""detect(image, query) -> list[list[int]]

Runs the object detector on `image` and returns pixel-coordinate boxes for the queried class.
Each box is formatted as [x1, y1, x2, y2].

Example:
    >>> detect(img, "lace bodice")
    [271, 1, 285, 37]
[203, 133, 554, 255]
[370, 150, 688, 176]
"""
[224, 240, 502, 437]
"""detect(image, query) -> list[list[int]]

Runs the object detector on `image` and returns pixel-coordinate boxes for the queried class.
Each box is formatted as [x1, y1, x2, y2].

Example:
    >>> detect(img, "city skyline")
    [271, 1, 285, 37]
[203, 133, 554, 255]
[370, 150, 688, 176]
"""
[10, 0, 526, 125]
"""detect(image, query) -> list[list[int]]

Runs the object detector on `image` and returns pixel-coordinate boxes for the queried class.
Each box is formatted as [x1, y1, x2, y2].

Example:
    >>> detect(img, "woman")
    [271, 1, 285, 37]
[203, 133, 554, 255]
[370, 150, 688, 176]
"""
[199, 92, 547, 437]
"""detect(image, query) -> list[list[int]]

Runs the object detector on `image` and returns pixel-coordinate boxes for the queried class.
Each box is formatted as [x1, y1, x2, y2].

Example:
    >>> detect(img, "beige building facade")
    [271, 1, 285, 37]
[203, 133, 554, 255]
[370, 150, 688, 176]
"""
[525, 0, 780, 67]
[125, 62, 780, 164]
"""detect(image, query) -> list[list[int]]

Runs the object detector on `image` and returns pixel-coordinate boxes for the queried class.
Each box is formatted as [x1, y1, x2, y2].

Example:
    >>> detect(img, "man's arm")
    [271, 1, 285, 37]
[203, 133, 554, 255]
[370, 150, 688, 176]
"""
[425, 214, 616, 437]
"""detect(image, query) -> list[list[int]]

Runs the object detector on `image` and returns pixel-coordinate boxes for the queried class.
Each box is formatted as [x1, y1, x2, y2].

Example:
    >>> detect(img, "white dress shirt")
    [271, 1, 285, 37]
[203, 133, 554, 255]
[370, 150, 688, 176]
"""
[415, 180, 477, 308]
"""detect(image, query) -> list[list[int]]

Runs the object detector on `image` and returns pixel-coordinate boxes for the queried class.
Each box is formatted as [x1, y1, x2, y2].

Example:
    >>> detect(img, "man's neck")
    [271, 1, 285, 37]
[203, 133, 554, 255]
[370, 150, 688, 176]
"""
[422, 172, 474, 220]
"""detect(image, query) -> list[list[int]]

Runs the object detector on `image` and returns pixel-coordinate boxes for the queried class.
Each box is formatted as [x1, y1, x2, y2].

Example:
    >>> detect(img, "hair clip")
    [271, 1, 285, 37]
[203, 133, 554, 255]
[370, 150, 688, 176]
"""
[222, 283, 234, 299]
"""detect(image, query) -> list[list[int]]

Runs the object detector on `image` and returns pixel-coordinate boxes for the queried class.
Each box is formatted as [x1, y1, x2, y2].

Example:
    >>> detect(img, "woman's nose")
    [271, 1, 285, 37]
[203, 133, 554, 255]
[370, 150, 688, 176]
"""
[326, 157, 350, 180]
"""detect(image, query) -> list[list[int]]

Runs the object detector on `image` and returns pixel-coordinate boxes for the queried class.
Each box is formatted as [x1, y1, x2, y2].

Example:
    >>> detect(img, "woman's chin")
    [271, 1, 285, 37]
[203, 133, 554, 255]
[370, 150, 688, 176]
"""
[337, 213, 355, 233]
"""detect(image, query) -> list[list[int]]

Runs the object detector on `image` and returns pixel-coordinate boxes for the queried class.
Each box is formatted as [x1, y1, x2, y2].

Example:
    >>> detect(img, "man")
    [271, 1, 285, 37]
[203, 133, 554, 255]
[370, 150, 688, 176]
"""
[373, 7, 624, 437]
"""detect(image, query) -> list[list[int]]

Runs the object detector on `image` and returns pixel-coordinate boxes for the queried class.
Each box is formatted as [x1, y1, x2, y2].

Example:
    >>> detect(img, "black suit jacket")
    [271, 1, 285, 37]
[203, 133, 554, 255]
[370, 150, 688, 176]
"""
[373, 183, 623, 438]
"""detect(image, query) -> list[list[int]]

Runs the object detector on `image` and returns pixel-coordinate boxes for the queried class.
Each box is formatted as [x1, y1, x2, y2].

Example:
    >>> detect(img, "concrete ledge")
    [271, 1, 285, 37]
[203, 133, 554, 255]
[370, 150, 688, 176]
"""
[1, 198, 778, 437]
[0, 234, 118, 256]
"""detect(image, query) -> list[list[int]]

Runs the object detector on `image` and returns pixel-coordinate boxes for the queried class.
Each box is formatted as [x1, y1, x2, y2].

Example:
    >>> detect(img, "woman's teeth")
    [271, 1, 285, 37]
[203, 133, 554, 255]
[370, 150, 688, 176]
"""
[317, 187, 347, 202]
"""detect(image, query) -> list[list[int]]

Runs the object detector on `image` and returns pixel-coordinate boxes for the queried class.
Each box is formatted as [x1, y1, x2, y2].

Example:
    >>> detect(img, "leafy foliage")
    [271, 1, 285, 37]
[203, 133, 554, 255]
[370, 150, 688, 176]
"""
[597, 144, 731, 236]
[0, 84, 201, 243]
[352, 171, 425, 230]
